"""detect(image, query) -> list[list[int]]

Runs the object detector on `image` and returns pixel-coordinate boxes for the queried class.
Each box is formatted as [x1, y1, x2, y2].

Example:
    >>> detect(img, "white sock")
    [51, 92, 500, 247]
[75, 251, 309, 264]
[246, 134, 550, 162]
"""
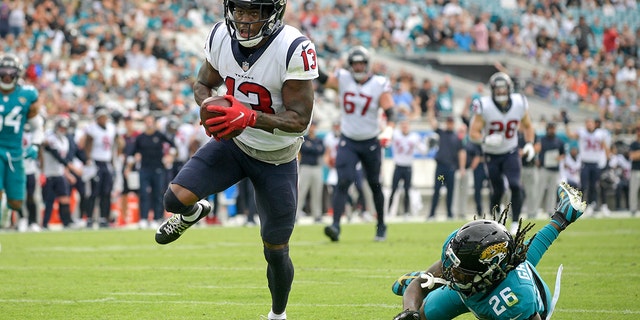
[268, 310, 286, 319]
[181, 204, 202, 222]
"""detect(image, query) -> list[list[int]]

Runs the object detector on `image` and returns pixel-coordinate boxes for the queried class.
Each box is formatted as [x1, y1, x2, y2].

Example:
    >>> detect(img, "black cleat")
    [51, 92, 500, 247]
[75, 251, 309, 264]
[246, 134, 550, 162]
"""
[324, 225, 340, 242]
[374, 224, 387, 242]
[155, 199, 212, 244]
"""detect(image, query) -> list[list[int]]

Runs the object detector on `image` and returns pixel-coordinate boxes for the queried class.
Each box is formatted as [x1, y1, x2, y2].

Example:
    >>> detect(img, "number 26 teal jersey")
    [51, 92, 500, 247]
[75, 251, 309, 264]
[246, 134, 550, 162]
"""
[462, 261, 550, 319]
[0, 84, 38, 157]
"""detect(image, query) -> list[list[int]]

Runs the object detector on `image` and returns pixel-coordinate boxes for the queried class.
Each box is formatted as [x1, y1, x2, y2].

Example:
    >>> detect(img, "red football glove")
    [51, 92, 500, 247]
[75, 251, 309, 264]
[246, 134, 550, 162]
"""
[204, 95, 257, 138]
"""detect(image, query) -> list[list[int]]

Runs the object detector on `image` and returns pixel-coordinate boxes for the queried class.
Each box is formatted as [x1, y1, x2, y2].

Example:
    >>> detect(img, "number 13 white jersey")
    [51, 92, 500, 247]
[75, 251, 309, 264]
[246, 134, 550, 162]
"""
[472, 93, 529, 155]
[204, 22, 318, 151]
[336, 69, 392, 141]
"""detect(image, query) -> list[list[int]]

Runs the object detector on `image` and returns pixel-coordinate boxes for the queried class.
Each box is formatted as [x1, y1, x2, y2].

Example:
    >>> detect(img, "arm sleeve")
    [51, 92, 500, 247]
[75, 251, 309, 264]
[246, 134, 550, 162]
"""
[43, 145, 69, 166]
[525, 224, 560, 267]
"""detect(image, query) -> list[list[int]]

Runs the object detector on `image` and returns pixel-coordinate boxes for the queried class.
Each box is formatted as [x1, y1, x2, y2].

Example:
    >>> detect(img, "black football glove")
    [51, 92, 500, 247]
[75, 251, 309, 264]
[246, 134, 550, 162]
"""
[393, 309, 420, 320]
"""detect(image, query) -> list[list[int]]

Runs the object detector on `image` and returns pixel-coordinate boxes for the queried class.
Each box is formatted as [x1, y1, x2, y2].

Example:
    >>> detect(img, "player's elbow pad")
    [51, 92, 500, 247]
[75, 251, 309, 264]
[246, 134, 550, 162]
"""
[28, 115, 44, 145]
[317, 68, 328, 85]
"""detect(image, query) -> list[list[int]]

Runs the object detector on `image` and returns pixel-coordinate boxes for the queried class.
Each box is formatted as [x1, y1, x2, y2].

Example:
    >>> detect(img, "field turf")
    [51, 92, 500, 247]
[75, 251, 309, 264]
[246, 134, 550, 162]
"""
[0, 217, 638, 319]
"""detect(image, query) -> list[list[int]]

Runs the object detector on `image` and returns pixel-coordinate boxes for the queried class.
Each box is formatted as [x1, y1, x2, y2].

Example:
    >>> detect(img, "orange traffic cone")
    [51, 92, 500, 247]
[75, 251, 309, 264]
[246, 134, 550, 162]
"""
[127, 193, 140, 224]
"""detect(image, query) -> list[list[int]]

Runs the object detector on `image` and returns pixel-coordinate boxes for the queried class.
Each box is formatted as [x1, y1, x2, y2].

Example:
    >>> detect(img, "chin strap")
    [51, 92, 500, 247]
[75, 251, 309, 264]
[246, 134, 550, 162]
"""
[419, 272, 449, 290]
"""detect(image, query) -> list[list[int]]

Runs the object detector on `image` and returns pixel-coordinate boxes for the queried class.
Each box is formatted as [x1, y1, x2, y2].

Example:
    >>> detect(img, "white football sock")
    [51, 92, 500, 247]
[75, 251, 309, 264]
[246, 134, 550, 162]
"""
[268, 310, 286, 319]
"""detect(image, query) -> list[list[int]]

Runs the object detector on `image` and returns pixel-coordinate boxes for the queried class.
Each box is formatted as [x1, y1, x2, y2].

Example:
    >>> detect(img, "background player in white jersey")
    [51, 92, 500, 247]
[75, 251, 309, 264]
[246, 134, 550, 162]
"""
[154, 1, 317, 319]
[560, 145, 581, 189]
[0, 53, 44, 226]
[41, 117, 74, 229]
[388, 120, 427, 217]
[317, 46, 396, 242]
[78, 108, 121, 228]
[468, 72, 535, 234]
[564, 118, 610, 215]
[323, 120, 341, 205]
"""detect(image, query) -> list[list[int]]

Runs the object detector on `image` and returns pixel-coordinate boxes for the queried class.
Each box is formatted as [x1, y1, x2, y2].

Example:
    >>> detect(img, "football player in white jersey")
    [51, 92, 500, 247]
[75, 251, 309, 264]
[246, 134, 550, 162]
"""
[468, 72, 536, 234]
[564, 118, 610, 214]
[78, 108, 120, 228]
[41, 117, 74, 229]
[154, 1, 317, 319]
[388, 120, 427, 217]
[317, 46, 396, 242]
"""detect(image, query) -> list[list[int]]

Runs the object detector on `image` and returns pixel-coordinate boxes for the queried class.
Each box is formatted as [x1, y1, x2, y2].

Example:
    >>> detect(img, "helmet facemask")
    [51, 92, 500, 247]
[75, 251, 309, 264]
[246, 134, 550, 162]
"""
[347, 47, 370, 82]
[492, 84, 510, 107]
[224, 0, 286, 48]
[442, 239, 510, 296]
[0, 54, 23, 91]
[0, 68, 20, 91]
[442, 207, 536, 296]
[54, 118, 70, 137]
[489, 72, 513, 112]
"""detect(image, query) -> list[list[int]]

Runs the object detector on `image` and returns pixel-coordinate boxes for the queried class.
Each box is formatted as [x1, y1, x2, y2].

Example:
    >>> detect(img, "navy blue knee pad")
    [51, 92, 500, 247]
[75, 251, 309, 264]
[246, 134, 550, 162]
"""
[163, 188, 193, 214]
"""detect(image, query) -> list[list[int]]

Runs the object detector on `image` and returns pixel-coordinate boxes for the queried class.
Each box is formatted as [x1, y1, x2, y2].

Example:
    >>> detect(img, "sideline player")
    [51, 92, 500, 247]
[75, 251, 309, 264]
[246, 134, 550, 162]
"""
[154, 1, 318, 319]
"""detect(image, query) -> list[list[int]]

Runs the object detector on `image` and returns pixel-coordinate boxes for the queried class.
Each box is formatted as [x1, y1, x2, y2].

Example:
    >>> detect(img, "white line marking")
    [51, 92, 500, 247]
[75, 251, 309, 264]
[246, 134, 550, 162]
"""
[0, 298, 636, 314]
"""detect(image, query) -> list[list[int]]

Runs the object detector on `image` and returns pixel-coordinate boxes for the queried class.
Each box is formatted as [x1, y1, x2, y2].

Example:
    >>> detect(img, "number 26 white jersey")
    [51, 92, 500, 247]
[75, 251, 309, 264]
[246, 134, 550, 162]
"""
[472, 93, 529, 155]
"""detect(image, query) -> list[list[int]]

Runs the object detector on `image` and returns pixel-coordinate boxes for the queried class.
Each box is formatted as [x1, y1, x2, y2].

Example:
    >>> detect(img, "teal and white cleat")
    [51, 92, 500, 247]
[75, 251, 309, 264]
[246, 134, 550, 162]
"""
[552, 182, 587, 230]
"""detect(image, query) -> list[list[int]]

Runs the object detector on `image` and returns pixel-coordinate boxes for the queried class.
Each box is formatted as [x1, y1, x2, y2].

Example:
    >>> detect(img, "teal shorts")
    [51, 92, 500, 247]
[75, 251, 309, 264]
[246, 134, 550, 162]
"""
[0, 150, 26, 201]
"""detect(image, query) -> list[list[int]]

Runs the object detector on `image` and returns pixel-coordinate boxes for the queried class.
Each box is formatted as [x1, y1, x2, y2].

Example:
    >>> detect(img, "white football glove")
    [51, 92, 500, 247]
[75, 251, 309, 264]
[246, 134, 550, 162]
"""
[523, 142, 535, 162]
[483, 133, 504, 147]
[378, 126, 393, 148]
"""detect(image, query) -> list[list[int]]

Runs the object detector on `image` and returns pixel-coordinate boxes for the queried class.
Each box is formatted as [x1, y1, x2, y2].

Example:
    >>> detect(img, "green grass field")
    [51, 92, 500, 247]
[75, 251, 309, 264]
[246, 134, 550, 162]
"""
[1, 218, 639, 319]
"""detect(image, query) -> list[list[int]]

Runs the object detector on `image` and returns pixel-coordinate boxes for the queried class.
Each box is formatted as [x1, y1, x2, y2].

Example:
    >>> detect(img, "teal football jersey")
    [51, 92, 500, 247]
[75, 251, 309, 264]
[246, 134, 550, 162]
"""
[437, 229, 551, 319]
[462, 261, 548, 319]
[0, 84, 38, 157]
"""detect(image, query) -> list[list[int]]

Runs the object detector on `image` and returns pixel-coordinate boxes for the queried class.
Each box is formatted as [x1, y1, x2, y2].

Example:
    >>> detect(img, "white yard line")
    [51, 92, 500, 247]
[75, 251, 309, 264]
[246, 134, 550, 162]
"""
[0, 298, 637, 315]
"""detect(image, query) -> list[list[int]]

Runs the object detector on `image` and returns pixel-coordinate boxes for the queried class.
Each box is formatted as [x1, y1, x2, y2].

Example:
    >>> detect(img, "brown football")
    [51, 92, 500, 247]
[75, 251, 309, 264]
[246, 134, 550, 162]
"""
[199, 96, 242, 139]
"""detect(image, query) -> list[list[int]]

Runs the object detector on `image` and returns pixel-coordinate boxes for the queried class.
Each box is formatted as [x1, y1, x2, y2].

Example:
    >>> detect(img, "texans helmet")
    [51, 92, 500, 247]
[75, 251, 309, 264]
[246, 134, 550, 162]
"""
[347, 46, 371, 82]
[224, 0, 286, 48]
[489, 72, 513, 112]
[442, 219, 515, 296]
[54, 116, 70, 132]
[0, 53, 24, 91]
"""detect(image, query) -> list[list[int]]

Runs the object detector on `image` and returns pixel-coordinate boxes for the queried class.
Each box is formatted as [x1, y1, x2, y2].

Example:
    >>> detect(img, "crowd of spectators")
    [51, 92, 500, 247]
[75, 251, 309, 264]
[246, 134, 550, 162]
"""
[1, 0, 639, 132]
[2, 0, 639, 228]
[0, 0, 222, 121]
[296, 0, 640, 134]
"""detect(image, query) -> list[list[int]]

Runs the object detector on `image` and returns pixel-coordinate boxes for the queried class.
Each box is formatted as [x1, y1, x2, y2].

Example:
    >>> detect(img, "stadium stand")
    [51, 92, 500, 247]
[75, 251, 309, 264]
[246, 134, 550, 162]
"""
[1, 0, 637, 227]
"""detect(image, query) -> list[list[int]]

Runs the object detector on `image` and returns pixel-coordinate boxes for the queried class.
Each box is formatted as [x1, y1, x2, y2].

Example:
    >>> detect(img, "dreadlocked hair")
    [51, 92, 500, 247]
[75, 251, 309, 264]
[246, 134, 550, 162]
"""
[476, 203, 535, 273]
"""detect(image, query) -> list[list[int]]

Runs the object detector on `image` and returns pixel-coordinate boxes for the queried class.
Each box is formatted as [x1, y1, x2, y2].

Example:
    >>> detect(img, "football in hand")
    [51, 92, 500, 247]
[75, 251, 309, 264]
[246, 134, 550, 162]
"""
[199, 96, 242, 139]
